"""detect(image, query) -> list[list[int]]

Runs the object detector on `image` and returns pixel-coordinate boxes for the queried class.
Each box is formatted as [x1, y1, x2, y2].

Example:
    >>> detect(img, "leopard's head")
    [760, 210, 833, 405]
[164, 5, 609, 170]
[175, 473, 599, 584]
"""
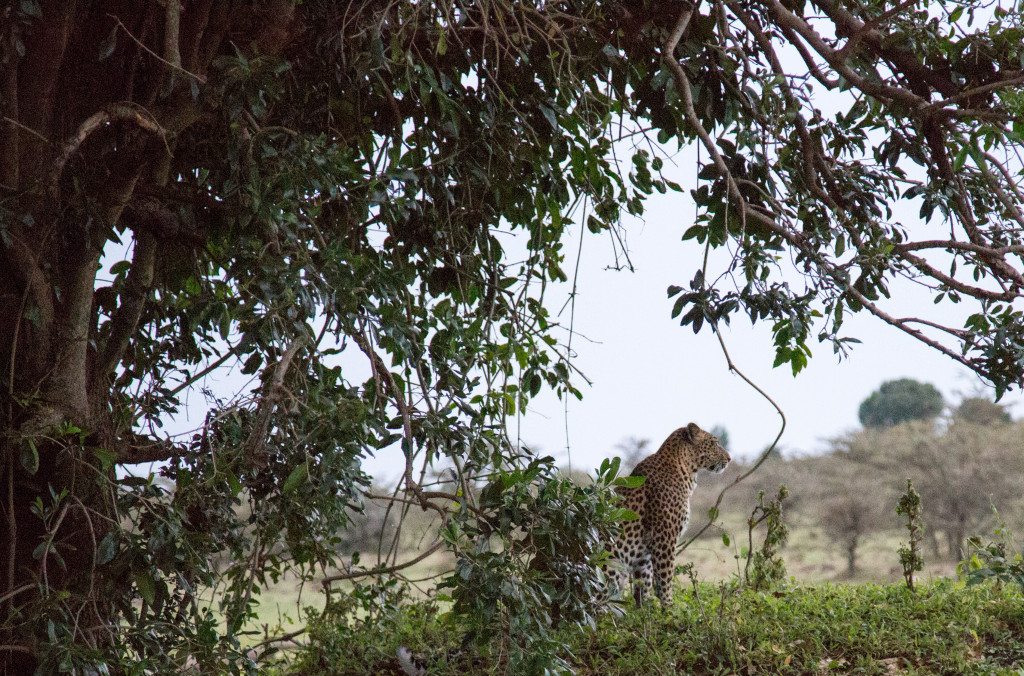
[682, 422, 731, 473]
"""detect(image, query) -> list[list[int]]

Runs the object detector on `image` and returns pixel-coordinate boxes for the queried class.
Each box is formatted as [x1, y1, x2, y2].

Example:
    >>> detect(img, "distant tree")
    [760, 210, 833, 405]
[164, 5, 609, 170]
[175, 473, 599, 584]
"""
[953, 397, 1012, 426]
[814, 457, 889, 577]
[858, 379, 945, 428]
[615, 436, 652, 471]
[710, 425, 731, 451]
[912, 422, 1024, 557]
[844, 421, 1024, 559]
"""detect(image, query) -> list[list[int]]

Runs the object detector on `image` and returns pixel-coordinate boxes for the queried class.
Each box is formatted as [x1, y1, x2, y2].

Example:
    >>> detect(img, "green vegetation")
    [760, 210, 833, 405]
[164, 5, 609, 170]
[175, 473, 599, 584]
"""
[858, 379, 946, 428]
[896, 479, 926, 591]
[6, 0, 1024, 671]
[284, 580, 1024, 674]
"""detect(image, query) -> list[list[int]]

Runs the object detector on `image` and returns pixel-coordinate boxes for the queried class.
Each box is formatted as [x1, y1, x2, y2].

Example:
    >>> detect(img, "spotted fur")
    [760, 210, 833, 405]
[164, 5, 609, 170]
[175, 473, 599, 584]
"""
[606, 422, 730, 605]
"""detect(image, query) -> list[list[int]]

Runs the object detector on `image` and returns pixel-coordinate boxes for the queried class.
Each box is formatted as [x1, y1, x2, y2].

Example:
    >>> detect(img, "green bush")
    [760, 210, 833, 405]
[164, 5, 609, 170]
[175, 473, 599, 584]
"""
[961, 517, 1024, 589]
[286, 579, 1024, 674]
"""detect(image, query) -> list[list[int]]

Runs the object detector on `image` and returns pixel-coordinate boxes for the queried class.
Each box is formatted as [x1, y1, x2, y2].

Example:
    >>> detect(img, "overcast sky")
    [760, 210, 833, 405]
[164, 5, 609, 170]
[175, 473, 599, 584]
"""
[511, 192, 1019, 471]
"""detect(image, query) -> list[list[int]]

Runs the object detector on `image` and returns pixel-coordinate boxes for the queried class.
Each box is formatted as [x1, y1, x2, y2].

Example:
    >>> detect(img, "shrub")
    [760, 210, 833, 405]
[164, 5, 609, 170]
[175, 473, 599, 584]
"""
[896, 479, 925, 591]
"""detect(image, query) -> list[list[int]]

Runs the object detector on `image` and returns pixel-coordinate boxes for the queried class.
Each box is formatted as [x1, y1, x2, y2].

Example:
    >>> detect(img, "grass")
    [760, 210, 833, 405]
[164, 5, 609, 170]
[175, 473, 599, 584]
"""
[251, 522, 956, 633]
[278, 578, 1024, 674]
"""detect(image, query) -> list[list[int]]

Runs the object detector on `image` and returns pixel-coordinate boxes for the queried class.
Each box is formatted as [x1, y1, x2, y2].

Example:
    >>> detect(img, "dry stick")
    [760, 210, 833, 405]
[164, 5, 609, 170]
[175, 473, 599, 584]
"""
[252, 627, 308, 660]
[0, 645, 31, 654]
[0, 584, 32, 608]
[165, 346, 241, 398]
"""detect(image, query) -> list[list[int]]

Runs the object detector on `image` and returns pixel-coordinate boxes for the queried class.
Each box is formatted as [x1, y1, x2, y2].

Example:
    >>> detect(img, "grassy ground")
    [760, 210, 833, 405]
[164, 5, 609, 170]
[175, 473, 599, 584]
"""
[249, 521, 955, 638]
[281, 579, 1024, 674]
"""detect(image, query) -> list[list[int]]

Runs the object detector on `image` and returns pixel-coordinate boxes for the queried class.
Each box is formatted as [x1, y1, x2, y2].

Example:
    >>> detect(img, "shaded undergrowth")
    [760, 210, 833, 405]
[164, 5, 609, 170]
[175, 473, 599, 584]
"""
[282, 579, 1024, 674]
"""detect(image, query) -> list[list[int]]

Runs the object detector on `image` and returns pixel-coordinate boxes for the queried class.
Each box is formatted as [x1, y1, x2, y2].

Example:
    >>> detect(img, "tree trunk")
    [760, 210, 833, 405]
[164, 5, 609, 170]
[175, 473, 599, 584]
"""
[0, 204, 119, 670]
[845, 536, 858, 577]
[0, 4, 286, 668]
[947, 523, 966, 560]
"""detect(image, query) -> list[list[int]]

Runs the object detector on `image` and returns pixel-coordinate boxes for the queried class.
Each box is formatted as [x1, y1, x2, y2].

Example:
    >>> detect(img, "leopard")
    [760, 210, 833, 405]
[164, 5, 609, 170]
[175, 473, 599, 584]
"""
[605, 422, 731, 606]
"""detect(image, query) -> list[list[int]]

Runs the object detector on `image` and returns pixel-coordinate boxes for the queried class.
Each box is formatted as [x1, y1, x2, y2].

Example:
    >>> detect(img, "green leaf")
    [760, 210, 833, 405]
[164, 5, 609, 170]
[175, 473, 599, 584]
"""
[219, 308, 232, 339]
[613, 475, 645, 489]
[96, 532, 119, 565]
[283, 463, 309, 494]
[135, 571, 156, 606]
[93, 448, 116, 472]
[20, 440, 38, 475]
[722, 532, 731, 547]
[227, 472, 242, 496]
[611, 508, 640, 522]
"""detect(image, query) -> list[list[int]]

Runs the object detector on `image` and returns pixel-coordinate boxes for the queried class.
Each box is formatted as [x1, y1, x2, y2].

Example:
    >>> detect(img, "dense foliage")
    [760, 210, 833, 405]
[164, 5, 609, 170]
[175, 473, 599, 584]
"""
[3, 0, 1024, 670]
[858, 378, 945, 427]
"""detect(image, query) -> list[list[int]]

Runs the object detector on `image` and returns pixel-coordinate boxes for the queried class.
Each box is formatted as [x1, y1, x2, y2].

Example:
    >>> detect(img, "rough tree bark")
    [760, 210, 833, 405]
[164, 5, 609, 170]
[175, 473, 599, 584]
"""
[0, 3, 294, 669]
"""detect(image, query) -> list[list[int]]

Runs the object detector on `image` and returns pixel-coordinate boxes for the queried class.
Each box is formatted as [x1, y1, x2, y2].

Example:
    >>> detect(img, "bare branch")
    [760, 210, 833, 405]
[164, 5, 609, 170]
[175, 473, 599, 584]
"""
[321, 540, 445, 587]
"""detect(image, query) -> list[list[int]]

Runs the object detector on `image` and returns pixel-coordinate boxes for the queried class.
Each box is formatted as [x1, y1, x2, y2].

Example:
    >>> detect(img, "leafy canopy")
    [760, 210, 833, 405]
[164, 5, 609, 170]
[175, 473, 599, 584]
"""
[4, 0, 1024, 671]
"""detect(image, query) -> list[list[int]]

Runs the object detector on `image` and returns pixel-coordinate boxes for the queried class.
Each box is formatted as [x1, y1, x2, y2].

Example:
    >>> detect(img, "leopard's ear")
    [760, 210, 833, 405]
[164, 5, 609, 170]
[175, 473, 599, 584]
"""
[683, 422, 700, 441]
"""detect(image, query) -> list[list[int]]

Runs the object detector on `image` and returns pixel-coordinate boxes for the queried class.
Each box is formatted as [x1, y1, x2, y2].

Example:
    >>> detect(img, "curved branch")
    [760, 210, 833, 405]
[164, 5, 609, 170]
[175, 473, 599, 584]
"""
[242, 338, 305, 468]
[49, 103, 166, 200]
[894, 248, 1018, 301]
[350, 329, 432, 511]
[679, 329, 786, 551]
[663, 5, 787, 241]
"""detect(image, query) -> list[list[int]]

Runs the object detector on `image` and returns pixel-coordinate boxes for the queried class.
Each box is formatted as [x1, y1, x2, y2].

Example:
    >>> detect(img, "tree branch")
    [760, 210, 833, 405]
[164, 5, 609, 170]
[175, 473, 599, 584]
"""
[663, 4, 788, 241]
[117, 432, 189, 464]
[49, 103, 167, 201]
[350, 329, 432, 511]
[320, 540, 445, 587]
[97, 231, 157, 378]
[242, 339, 304, 468]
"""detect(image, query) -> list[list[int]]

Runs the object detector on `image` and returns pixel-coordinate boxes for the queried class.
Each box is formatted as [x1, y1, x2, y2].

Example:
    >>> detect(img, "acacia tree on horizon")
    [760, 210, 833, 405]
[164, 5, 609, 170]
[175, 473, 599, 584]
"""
[3, 0, 1024, 670]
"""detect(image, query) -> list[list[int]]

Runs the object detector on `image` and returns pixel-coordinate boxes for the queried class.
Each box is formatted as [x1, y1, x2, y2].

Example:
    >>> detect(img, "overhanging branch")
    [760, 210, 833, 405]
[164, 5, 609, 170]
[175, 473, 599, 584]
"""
[49, 103, 167, 201]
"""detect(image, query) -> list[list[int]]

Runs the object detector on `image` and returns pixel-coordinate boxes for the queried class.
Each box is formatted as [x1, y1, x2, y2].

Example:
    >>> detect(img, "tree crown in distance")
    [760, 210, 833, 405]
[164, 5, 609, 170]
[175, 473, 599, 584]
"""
[859, 379, 945, 428]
